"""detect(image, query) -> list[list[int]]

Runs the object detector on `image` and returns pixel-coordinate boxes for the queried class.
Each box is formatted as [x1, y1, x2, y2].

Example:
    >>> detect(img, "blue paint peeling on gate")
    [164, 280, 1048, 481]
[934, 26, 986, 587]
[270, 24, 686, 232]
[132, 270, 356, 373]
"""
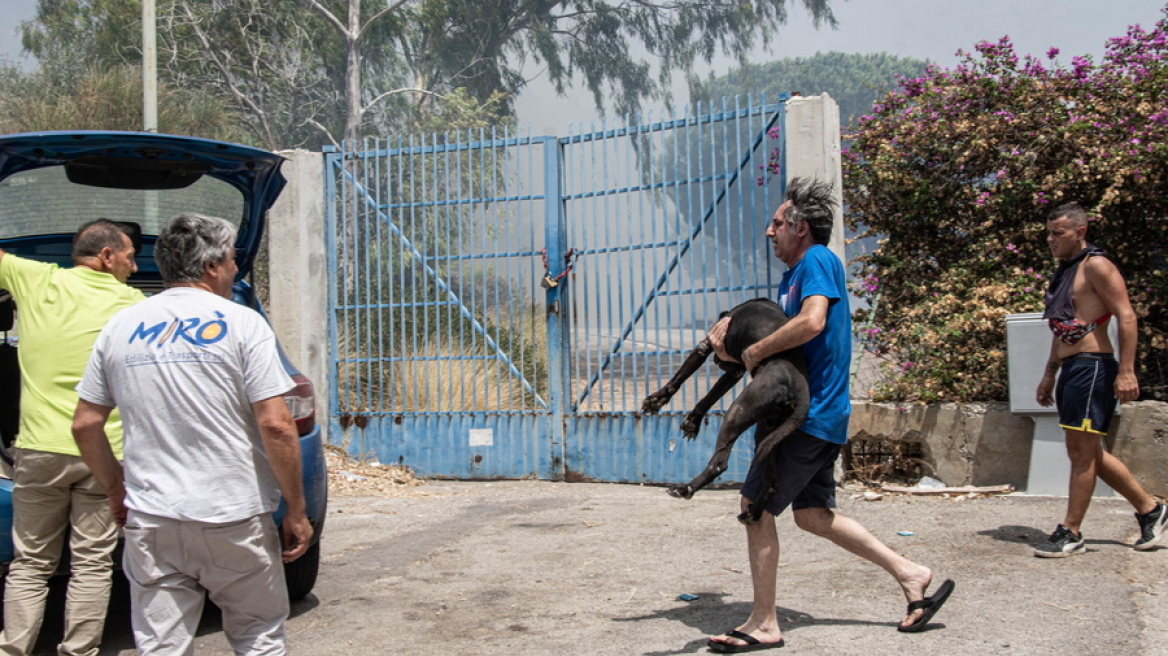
[325, 95, 791, 483]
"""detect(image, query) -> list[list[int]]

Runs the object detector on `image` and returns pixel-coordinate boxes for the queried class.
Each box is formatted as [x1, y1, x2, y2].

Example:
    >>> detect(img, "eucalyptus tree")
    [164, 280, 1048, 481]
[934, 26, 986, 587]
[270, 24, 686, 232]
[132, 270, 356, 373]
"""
[20, 0, 839, 148]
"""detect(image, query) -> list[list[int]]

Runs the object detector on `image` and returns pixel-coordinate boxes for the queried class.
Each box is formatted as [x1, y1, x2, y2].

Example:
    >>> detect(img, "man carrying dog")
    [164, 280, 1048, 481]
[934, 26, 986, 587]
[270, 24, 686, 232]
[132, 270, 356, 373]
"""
[1032, 202, 1166, 557]
[705, 178, 952, 652]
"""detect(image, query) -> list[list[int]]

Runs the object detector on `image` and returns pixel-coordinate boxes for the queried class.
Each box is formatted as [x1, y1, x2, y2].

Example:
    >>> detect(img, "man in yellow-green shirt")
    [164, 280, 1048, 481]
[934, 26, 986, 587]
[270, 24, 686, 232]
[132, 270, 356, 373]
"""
[0, 220, 144, 656]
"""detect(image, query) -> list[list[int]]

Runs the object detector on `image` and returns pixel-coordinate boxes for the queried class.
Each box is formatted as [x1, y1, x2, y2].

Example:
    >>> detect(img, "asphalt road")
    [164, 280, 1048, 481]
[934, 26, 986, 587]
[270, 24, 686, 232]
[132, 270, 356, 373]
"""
[21, 481, 1168, 655]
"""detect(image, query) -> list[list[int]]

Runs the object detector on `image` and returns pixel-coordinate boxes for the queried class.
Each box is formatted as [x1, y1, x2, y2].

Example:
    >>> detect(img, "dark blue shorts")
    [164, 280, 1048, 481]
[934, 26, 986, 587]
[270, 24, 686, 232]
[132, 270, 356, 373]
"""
[1056, 352, 1118, 436]
[740, 429, 841, 517]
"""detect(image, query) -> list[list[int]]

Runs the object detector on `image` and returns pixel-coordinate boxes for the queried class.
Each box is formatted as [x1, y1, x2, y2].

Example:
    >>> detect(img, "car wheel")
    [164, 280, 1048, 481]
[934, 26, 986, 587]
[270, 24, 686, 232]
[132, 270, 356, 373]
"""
[284, 540, 320, 601]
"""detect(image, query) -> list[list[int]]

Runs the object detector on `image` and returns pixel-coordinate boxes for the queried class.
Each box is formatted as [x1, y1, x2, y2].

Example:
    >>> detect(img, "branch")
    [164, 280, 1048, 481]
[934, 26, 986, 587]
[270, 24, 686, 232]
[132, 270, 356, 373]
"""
[176, 0, 278, 149]
[357, 0, 414, 43]
[302, 0, 347, 36]
[880, 484, 1016, 495]
[303, 117, 341, 149]
[361, 86, 437, 117]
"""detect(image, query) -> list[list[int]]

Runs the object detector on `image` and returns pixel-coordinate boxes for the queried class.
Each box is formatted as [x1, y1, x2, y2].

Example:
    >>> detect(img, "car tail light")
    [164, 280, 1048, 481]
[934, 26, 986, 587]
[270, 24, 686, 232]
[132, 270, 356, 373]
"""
[284, 374, 316, 436]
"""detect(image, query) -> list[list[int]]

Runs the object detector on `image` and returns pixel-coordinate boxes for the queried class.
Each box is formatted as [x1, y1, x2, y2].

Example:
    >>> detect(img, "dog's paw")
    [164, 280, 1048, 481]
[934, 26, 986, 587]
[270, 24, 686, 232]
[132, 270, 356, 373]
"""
[640, 393, 668, 415]
[679, 416, 701, 439]
[737, 507, 763, 525]
[667, 485, 695, 500]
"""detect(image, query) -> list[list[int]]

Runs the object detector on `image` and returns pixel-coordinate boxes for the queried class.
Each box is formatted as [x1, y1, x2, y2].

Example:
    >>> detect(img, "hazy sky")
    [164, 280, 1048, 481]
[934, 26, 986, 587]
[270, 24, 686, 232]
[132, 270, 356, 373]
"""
[2, 0, 1165, 135]
[514, 0, 1168, 133]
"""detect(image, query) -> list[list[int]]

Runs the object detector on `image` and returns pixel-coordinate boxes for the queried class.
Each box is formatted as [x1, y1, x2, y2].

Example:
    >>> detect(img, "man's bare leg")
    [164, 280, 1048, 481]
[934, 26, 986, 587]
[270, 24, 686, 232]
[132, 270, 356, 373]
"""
[793, 507, 934, 627]
[1062, 430, 1100, 534]
[707, 497, 785, 649]
[1092, 441, 1158, 515]
[1062, 430, 1157, 533]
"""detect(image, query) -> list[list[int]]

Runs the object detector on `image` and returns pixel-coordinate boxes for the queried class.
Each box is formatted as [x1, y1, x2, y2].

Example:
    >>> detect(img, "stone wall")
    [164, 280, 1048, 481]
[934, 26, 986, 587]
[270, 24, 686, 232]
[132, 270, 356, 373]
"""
[849, 400, 1168, 496]
[1106, 401, 1168, 498]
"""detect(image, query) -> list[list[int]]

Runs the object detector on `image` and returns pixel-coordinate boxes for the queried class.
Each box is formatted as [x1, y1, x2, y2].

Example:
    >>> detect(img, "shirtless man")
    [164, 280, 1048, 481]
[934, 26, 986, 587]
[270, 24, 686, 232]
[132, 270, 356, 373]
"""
[1033, 202, 1167, 557]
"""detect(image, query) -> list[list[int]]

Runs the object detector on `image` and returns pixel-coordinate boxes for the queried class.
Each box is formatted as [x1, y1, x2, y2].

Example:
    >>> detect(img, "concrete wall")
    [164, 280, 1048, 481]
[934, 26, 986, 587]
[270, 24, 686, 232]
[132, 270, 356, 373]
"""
[268, 149, 329, 444]
[1107, 401, 1168, 498]
[850, 400, 1168, 496]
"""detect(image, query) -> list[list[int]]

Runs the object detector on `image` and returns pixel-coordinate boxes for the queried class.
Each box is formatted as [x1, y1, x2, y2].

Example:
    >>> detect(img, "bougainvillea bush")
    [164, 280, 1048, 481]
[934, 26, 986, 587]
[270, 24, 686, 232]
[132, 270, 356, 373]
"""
[845, 10, 1168, 402]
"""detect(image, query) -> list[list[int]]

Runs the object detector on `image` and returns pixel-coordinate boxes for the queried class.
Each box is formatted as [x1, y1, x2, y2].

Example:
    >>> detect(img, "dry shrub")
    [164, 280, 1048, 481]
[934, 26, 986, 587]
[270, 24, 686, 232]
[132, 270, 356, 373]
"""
[326, 444, 427, 497]
[842, 438, 934, 485]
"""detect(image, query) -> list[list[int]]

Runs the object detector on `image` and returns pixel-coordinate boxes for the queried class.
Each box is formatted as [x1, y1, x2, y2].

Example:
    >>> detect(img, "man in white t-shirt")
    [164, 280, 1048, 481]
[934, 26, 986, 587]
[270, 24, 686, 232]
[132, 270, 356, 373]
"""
[72, 212, 312, 655]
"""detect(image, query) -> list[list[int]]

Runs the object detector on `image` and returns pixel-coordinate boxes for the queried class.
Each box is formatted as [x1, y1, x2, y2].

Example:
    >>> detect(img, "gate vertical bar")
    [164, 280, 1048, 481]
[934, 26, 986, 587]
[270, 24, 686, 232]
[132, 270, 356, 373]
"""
[323, 148, 341, 446]
[542, 136, 569, 479]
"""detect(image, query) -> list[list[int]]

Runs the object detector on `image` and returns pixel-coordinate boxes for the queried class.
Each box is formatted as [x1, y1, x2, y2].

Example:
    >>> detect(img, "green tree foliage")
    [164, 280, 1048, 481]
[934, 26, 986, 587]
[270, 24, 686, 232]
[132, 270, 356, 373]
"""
[21, 0, 140, 80]
[0, 64, 243, 140]
[846, 12, 1168, 402]
[18, 0, 839, 149]
[691, 52, 930, 124]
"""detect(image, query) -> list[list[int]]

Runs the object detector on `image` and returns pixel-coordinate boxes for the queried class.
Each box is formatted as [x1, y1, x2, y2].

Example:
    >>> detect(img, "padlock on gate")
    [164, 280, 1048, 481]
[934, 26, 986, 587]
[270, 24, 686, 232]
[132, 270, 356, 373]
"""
[541, 273, 558, 289]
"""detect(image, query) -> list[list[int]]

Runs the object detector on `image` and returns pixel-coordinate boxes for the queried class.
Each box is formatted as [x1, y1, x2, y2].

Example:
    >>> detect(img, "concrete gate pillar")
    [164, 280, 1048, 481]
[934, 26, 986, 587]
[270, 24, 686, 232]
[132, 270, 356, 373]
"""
[268, 149, 329, 444]
[784, 94, 845, 261]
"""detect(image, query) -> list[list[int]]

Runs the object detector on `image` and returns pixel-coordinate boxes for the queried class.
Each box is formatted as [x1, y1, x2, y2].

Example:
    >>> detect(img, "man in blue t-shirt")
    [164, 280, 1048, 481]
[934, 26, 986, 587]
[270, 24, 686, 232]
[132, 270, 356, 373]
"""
[705, 178, 953, 652]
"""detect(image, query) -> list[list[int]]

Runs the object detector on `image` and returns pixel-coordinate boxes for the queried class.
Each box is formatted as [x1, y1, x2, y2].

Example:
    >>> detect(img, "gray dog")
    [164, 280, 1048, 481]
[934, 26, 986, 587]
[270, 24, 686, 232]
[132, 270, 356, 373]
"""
[641, 298, 810, 524]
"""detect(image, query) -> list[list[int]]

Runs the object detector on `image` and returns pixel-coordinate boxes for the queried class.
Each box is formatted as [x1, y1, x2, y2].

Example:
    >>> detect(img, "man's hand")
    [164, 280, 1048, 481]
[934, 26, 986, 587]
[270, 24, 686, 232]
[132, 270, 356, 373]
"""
[281, 511, 314, 563]
[1116, 371, 1140, 404]
[253, 395, 311, 562]
[107, 485, 128, 528]
[73, 399, 127, 525]
[1036, 372, 1056, 407]
[708, 317, 736, 363]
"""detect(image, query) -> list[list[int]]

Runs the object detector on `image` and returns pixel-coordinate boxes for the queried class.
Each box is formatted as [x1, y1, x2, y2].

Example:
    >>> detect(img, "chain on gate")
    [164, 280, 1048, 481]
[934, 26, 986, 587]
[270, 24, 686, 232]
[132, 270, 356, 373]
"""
[539, 248, 580, 289]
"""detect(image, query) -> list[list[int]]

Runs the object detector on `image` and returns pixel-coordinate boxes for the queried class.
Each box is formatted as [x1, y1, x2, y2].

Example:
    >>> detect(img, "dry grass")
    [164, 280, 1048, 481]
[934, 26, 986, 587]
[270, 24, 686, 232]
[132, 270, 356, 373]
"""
[334, 347, 541, 408]
[336, 322, 547, 414]
[386, 353, 533, 412]
[325, 444, 428, 497]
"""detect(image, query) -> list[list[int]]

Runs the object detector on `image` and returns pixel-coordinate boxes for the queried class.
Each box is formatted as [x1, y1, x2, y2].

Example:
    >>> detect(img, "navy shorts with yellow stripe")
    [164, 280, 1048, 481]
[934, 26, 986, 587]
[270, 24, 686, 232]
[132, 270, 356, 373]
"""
[1055, 352, 1118, 435]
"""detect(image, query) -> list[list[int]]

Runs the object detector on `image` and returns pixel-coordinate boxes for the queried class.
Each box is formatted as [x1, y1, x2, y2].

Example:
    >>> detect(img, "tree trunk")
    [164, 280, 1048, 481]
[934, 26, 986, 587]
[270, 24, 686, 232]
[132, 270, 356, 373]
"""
[344, 0, 362, 143]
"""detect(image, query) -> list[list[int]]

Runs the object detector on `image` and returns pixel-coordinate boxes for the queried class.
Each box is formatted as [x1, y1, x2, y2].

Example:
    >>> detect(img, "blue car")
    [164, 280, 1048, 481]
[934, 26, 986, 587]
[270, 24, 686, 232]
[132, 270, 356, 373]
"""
[0, 131, 328, 600]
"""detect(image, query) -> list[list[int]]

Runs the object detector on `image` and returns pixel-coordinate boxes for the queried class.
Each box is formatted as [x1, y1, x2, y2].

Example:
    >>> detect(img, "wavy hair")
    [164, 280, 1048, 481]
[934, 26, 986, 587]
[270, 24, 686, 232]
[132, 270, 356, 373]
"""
[784, 177, 838, 246]
[154, 213, 236, 285]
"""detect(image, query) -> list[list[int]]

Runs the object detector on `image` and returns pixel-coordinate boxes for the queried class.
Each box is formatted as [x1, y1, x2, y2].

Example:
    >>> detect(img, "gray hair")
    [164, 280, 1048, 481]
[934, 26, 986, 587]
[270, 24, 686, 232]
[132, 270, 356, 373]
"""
[784, 177, 838, 246]
[72, 219, 133, 261]
[154, 212, 236, 285]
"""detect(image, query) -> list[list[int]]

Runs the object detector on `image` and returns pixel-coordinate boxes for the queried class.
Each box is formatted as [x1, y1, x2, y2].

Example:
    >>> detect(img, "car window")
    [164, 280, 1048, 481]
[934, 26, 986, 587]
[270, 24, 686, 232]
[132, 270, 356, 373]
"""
[0, 166, 246, 240]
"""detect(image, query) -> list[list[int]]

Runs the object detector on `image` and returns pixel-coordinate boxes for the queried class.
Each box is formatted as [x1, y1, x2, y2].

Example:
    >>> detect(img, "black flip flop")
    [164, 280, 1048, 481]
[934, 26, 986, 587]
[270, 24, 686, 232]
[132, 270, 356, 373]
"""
[707, 630, 785, 653]
[898, 578, 955, 633]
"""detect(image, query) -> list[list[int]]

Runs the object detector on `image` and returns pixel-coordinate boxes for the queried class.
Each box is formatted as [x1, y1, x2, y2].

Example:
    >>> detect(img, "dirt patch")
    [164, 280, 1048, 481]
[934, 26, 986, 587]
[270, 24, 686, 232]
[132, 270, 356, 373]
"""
[325, 444, 427, 497]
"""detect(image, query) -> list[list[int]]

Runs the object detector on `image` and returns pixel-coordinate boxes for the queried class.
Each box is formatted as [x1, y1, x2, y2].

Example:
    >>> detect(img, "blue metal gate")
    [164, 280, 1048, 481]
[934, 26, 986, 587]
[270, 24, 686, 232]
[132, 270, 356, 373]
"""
[325, 95, 790, 482]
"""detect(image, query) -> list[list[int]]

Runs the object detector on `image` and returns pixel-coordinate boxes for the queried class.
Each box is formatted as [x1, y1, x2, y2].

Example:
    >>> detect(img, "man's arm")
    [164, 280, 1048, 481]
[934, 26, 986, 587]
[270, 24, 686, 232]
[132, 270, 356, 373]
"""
[708, 295, 831, 371]
[72, 399, 127, 526]
[1084, 257, 1140, 402]
[1036, 338, 1060, 407]
[253, 395, 313, 562]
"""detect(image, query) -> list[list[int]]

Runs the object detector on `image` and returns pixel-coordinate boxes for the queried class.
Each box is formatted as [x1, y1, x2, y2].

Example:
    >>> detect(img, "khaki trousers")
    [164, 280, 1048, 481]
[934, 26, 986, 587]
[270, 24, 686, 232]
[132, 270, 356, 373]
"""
[0, 449, 118, 656]
[123, 510, 289, 656]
